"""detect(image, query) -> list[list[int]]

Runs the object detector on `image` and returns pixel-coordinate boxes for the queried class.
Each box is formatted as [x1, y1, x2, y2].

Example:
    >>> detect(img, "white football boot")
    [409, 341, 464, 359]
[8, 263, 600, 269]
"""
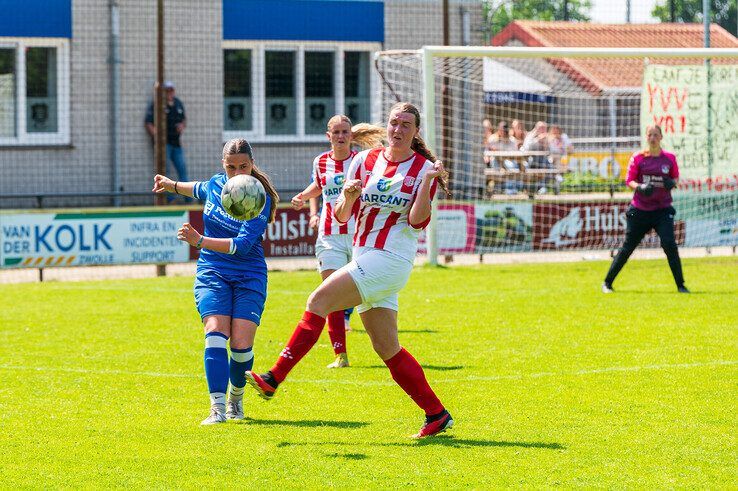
[200, 405, 227, 425]
[225, 399, 244, 420]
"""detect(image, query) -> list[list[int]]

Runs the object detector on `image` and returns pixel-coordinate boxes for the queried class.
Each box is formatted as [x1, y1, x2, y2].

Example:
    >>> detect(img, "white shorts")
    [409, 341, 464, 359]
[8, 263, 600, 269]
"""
[344, 247, 413, 313]
[315, 234, 353, 273]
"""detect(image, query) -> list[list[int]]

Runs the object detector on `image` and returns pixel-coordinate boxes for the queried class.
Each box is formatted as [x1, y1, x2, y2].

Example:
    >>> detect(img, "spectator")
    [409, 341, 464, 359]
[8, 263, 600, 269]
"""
[522, 121, 548, 153]
[547, 124, 574, 167]
[487, 121, 522, 195]
[488, 121, 518, 152]
[145, 80, 189, 202]
[522, 121, 551, 194]
[509, 119, 527, 149]
[482, 119, 494, 166]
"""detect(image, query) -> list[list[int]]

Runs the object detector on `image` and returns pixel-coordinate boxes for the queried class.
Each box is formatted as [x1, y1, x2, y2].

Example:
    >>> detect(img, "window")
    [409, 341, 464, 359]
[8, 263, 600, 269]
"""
[222, 41, 378, 142]
[265, 50, 296, 135]
[26, 47, 57, 133]
[0, 48, 15, 138]
[344, 51, 370, 124]
[0, 39, 69, 146]
[224, 49, 252, 132]
[304, 51, 334, 135]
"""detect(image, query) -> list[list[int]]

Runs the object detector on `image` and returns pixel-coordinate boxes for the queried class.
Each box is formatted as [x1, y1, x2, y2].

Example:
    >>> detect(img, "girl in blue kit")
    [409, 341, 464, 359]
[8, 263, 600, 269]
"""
[153, 138, 279, 425]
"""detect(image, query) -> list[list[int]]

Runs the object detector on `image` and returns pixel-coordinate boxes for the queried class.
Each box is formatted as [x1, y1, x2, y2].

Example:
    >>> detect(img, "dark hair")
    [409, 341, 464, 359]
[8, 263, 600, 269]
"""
[222, 138, 279, 223]
[388, 102, 451, 197]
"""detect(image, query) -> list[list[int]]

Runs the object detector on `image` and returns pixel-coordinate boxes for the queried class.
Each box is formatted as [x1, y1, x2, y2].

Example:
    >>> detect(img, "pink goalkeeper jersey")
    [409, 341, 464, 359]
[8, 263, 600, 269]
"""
[343, 148, 438, 262]
[626, 150, 679, 211]
[312, 150, 357, 236]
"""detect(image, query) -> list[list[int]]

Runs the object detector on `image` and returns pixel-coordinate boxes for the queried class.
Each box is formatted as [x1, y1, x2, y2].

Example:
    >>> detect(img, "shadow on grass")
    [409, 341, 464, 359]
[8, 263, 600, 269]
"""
[326, 452, 368, 460]
[243, 418, 369, 430]
[349, 329, 439, 334]
[276, 436, 563, 451]
[383, 435, 565, 450]
[361, 364, 464, 371]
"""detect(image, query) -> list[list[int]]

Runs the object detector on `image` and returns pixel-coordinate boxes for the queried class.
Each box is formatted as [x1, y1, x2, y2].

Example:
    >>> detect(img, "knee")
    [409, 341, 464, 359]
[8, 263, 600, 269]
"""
[203, 317, 228, 337]
[305, 289, 330, 317]
[370, 336, 400, 360]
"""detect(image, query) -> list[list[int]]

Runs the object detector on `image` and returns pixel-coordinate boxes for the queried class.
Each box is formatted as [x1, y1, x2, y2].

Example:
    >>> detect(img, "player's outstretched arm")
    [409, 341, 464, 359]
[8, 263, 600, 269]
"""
[291, 182, 321, 210]
[177, 223, 232, 254]
[153, 175, 197, 198]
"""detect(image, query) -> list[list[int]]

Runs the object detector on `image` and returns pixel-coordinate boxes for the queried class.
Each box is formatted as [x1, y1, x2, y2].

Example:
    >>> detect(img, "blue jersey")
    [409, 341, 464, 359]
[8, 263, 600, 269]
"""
[193, 173, 270, 279]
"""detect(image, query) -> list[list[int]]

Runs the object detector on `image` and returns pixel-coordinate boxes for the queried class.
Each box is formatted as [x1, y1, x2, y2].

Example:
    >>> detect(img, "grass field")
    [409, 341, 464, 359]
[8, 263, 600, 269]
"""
[1, 256, 737, 488]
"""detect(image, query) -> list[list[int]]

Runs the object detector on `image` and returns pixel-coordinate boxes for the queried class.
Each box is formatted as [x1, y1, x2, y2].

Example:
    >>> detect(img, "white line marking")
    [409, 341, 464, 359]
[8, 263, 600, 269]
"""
[0, 360, 734, 385]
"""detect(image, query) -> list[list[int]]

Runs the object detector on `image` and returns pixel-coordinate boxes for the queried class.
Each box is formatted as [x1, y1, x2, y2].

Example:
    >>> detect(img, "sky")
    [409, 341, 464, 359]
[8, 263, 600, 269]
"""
[589, 0, 660, 24]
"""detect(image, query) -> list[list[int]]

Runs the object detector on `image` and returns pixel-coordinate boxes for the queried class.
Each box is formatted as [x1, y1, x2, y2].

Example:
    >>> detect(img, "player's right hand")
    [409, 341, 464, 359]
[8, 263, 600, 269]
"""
[291, 193, 304, 210]
[152, 174, 173, 193]
[343, 179, 362, 199]
[636, 183, 654, 196]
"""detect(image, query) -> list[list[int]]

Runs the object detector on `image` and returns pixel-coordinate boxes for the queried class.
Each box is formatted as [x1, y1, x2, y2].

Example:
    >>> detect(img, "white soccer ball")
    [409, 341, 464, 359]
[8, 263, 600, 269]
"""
[221, 174, 266, 221]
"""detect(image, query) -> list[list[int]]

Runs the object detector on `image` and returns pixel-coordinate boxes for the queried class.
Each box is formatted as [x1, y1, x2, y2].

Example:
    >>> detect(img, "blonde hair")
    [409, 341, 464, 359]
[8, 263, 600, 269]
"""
[327, 114, 385, 150]
[389, 102, 450, 197]
[222, 138, 279, 223]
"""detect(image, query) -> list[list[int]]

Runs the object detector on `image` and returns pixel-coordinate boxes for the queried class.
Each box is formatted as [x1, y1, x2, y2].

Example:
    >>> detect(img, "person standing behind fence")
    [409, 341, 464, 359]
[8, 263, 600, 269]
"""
[290, 115, 384, 368]
[602, 125, 688, 294]
[152, 138, 280, 425]
[146, 80, 190, 202]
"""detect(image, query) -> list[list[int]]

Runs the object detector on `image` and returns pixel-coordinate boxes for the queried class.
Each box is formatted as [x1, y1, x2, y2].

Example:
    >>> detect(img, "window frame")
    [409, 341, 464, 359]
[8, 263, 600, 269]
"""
[222, 40, 380, 143]
[0, 37, 70, 146]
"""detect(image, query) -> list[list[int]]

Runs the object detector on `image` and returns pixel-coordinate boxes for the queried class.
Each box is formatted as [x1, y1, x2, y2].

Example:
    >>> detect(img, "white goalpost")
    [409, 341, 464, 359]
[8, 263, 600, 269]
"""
[375, 46, 738, 265]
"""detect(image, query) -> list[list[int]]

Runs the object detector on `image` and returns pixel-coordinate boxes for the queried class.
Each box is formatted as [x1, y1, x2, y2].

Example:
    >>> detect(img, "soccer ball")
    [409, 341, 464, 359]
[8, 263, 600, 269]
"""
[221, 174, 266, 221]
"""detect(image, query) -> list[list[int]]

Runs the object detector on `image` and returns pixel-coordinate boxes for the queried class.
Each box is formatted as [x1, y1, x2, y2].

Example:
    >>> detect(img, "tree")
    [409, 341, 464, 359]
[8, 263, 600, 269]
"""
[652, 0, 737, 37]
[483, 0, 593, 40]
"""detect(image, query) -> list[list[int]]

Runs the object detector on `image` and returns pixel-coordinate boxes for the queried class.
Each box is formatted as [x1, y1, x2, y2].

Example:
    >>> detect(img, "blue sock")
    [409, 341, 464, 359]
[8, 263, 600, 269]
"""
[204, 332, 229, 408]
[229, 347, 254, 402]
[344, 308, 353, 322]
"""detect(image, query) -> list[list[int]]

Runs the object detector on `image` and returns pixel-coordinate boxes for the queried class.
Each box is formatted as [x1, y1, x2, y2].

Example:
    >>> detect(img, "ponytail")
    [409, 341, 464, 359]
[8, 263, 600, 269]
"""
[250, 165, 279, 223]
[412, 134, 451, 198]
[351, 123, 386, 150]
[389, 102, 451, 198]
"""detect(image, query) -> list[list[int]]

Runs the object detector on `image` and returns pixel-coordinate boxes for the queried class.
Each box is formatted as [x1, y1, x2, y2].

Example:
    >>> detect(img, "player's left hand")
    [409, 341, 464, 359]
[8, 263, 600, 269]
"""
[291, 193, 305, 210]
[663, 177, 677, 190]
[425, 160, 448, 180]
[177, 223, 200, 246]
[309, 214, 319, 230]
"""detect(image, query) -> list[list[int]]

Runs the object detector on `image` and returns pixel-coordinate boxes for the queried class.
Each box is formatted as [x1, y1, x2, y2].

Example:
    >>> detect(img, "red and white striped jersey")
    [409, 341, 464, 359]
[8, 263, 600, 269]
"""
[312, 150, 357, 236]
[345, 148, 438, 262]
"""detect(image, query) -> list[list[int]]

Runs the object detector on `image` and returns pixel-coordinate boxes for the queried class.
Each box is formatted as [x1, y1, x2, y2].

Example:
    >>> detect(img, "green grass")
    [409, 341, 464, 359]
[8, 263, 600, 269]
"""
[1, 257, 737, 488]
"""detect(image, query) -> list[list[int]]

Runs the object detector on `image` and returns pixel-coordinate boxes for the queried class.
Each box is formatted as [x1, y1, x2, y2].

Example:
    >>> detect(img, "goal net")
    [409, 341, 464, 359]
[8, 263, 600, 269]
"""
[375, 47, 738, 262]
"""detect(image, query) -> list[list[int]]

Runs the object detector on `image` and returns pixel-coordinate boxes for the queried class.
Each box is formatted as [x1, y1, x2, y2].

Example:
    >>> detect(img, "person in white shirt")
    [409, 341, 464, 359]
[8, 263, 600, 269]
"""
[246, 102, 454, 439]
[290, 115, 384, 368]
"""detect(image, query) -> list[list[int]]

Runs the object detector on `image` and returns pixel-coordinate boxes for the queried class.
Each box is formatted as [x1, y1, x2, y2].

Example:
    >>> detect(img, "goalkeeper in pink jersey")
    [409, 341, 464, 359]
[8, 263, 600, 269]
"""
[247, 103, 454, 438]
[603, 125, 688, 293]
[290, 115, 384, 368]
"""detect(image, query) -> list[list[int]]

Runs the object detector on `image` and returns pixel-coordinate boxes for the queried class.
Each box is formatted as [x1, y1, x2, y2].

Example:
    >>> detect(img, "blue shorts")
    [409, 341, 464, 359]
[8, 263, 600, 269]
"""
[194, 268, 267, 325]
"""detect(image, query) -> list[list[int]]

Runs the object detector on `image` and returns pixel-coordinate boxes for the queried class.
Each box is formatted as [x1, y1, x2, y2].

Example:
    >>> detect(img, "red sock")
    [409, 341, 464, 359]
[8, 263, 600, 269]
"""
[384, 348, 444, 416]
[326, 311, 347, 355]
[271, 311, 326, 383]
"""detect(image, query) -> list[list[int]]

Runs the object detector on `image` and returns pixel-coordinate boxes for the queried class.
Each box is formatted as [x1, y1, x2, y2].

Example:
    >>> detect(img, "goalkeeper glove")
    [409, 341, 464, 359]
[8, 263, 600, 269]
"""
[636, 183, 654, 196]
[663, 177, 676, 190]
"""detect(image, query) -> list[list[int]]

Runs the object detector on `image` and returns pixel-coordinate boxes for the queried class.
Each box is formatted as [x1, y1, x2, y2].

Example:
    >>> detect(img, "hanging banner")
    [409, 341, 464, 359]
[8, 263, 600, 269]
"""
[641, 64, 738, 180]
